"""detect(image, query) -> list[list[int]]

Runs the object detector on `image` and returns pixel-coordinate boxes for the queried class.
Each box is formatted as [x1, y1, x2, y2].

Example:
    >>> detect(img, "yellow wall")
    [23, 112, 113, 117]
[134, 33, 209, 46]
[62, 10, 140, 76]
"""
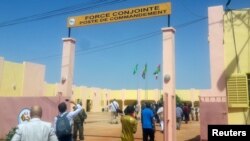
[0, 59, 47, 97]
[0, 57, 201, 112]
[0, 57, 4, 90]
[176, 90, 191, 101]
[224, 9, 250, 124]
[72, 86, 82, 100]
[109, 90, 122, 100]
[44, 83, 57, 97]
[83, 87, 93, 100]
[228, 108, 250, 124]
[176, 90, 200, 102]
[0, 61, 24, 97]
[69, 87, 202, 112]
[147, 89, 158, 100]
[224, 10, 250, 75]
[69, 88, 199, 104]
[124, 90, 137, 99]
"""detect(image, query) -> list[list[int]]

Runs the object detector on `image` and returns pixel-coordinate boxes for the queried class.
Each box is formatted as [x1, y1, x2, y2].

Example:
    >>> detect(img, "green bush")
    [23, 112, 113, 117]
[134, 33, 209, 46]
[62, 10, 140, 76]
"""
[176, 95, 182, 106]
[158, 94, 183, 106]
[6, 127, 17, 141]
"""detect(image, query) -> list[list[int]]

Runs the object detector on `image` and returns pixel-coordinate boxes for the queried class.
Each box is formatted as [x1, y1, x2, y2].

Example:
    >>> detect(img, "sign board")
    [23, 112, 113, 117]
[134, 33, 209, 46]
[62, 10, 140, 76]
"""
[67, 2, 171, 27]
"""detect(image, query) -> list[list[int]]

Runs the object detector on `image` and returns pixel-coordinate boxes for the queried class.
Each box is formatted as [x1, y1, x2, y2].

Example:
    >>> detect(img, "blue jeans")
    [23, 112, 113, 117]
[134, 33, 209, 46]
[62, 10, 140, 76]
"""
[58, 134, 72, 141]
[143, 128, 154, 141]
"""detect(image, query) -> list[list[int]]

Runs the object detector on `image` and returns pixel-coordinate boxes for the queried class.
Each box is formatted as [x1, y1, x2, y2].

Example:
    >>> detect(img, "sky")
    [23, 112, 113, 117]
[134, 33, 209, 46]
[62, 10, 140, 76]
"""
[0, 0, 250, 90]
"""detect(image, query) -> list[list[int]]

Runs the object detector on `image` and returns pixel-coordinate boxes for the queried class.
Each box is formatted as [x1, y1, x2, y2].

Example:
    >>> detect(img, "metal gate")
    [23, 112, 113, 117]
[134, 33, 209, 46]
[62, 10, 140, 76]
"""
[200, 96, 228, 140]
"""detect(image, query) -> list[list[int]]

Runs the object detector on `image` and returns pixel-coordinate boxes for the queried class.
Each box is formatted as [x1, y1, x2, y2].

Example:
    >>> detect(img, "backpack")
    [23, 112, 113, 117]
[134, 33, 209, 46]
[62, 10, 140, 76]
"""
[56, 113, 71, 138]
[80, 109, 87, 121]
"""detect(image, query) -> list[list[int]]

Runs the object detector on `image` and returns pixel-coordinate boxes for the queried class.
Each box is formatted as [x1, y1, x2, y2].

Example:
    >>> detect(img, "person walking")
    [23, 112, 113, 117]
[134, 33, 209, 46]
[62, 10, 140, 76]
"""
[72, 103, 87, 141]
[190, 107, 195, 121]
[108, 99, 120, 124]
[195, 107, 199, 121]
[54, 99, 82, 141]
[141, 102, 155, 141]
[183, 103, 189, 124]
[176, 104, 183, 130]
[11, 105, 58, 141]
[132, 101, 140, 120]
[156, 103, 164, 133]
[120, 105, 138, 141]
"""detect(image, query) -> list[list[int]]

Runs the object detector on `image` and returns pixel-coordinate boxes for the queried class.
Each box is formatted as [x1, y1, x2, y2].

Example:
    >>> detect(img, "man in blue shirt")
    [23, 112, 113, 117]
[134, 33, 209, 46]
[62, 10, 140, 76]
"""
[176, 104, 183, 130]
[141, 102, 155, 141]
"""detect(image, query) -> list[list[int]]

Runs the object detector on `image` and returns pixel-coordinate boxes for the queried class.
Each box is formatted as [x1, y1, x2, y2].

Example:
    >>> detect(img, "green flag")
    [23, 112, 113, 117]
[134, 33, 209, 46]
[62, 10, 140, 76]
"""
[153, 64, 161, 79]
[133, 64, 138, 75]
[142, 64, 147, 79]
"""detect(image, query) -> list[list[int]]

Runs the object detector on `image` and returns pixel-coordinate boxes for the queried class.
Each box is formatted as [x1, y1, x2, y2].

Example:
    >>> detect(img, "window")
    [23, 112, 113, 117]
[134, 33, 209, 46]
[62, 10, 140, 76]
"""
[227, 74, 249, 108]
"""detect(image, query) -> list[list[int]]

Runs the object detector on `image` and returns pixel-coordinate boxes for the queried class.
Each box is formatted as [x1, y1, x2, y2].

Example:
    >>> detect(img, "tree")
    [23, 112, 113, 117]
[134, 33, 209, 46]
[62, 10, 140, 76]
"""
[158, 94, 182, 106]
[176, 95, 182, 106]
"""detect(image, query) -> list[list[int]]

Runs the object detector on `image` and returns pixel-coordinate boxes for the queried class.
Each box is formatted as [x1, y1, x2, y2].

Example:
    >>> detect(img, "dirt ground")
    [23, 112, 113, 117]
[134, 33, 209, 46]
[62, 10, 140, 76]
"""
[83, 112, 200, 141]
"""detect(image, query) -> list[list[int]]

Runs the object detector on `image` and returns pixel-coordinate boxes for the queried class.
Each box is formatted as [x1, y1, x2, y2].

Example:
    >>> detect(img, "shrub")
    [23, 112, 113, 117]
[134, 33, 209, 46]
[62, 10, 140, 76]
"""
[6, 127, 17, 141]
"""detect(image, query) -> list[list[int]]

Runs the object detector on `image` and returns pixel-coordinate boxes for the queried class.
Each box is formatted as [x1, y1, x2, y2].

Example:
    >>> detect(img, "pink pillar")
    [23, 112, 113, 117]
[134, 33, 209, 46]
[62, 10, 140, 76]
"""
[162, 27, 176, 141]
[0, 57, 4, 87]
[200, 6, 227, 140]
[208, 6, 226, 96]
[59, 38, 76, 98]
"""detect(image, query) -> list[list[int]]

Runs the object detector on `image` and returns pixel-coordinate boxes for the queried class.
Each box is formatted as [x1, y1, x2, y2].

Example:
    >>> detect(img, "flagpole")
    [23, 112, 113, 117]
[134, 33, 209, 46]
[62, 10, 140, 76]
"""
[141, 64, 148, 100]
[154, 64, 161, 101]
[159, 74, 161, 101]
[134, 64, 140, 108]
[137, 69, 139, 106]
[146, 69, 148, 100]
